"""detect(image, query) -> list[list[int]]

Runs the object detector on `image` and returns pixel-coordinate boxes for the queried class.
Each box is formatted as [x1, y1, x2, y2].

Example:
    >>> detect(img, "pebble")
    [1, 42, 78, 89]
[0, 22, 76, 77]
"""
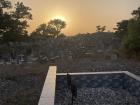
[56, 87, 139, 105]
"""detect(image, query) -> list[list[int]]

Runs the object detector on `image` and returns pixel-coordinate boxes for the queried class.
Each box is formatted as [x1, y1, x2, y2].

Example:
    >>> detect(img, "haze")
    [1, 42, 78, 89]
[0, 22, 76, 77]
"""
[13, 0, 140, 35]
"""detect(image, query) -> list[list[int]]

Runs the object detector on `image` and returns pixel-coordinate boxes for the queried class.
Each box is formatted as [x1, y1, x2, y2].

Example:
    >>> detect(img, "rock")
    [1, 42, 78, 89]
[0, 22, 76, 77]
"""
[56, 87, 139, 105]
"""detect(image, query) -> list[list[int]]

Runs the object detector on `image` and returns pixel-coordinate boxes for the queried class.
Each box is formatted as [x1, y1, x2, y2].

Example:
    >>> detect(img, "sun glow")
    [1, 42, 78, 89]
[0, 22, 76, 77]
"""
[52, 15, 66, 21]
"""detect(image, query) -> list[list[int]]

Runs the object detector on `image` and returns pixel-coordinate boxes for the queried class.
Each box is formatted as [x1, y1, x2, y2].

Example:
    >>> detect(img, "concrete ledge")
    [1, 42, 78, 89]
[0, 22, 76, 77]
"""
[38, 69, 140, 105]
[38, 66, 57, 105]
[57, 71, 125, 75]
[57, 71, 140, 79]
[123, 71, 140, 81]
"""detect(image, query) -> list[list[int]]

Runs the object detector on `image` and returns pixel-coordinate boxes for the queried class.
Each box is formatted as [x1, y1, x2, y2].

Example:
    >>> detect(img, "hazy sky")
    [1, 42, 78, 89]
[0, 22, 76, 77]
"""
[13, 0, 140, 35]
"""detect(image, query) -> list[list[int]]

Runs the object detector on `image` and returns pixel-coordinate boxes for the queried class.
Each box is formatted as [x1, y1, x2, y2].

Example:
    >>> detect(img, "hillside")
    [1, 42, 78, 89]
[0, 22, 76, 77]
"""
[0, 32, 140, 105]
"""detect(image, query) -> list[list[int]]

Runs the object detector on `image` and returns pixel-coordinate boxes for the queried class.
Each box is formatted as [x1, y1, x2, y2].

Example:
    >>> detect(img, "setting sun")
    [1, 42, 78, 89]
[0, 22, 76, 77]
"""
[52, 15, 66, 21]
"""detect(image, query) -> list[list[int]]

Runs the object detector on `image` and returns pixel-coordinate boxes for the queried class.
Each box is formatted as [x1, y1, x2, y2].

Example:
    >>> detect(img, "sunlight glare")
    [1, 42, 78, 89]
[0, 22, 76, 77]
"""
[52, 15, 66, 21]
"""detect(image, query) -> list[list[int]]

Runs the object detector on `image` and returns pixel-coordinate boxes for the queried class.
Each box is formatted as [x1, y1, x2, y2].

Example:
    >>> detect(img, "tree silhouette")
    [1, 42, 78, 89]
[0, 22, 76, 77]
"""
[132, 7, 140, 20]
[0, 0, 12, 40]
[114, 20, 128, 39]
[124, 18, 140, 53]
[47, 19, 66, 38]
[96, 25, 106, 32]
[0, 0, 12, 14]
[0, 1, 32, 42]
[31, 19, 66, 38]
[96, 25, 101, 32]
[31, 23, 48, 37]
[101, 26, 106, 32]
[115, 7, 140, 55]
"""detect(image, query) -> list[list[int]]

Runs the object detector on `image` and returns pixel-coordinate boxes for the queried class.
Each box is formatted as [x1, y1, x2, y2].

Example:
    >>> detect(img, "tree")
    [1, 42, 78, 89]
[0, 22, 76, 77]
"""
[47, 19, 66, 38]
[0, 0, 12, 14]
[31, 23, 48, 37]
[96, 25, 106, 32]
[58, 33, 66, 38]
[115, 7, 140, 57]
[123, 7, 140, 53]
[31, 19, 66, 38]
[132, 7, 140, 20]
[0, 1, 32, 42]
[123, 19, 140, 53]
[96, 25, 101, 32]
[114, 20, 129, 39]
[0, 0, 12, 36]
[100, 26, 106, 32]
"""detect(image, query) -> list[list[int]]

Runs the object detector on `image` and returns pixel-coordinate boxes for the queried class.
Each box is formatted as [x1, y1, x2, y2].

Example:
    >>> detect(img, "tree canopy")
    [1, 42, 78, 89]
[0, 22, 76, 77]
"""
[0, 0, 12, 14]
[31, 19, 66, 38]
[0, 0, 32, 42]
[31, 23, 48, 37]
[96, 25, 106, 32]
[115, 7, 140, 57]
[47, 19, 66, 37]
[114, 20, 129, 39]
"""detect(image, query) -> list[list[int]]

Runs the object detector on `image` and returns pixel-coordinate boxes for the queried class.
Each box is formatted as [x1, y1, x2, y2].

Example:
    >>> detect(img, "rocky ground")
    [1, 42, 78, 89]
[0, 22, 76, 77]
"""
[0, 58, 140, 105]
[56, 88, 139, 105]
[0, 63, 49, 105]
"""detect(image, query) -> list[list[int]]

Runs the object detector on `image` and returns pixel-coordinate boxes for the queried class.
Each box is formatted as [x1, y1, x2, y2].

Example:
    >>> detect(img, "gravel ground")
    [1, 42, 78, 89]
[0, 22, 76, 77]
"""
[57, 59, 140, 75]
[0, 75, 44, 105]
[0, 63, 49, 105]
[0, 59, 140, 105]
[57, 87, 140, 105]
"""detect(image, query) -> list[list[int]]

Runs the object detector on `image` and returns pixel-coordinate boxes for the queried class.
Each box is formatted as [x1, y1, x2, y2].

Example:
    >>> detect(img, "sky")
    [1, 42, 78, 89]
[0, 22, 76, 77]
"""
[12, 0, 140, 36]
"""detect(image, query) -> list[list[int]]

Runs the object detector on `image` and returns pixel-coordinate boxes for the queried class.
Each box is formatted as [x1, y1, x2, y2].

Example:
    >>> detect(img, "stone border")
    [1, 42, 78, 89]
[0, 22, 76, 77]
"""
[123, 71, 140, 81]
[38, 66, 57, 105]
[57, 71, 125, 75]
[57, 71, 140, 80]
[38, 68, 140, 105]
